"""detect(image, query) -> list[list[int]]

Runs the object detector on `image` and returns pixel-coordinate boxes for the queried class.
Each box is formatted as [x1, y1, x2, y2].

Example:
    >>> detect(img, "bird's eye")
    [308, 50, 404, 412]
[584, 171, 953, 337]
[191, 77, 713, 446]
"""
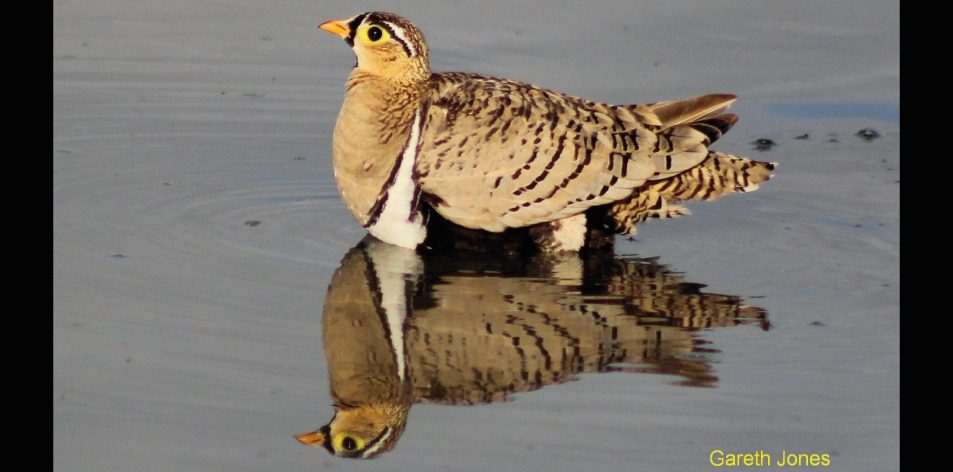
[367, 26, 383, 42]
[332, 432, 365, 452]
[357, 24, 391, 46]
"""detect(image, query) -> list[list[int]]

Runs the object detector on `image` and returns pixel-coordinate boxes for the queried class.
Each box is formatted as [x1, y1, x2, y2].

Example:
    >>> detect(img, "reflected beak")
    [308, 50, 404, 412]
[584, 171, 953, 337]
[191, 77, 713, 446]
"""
[295, 430, 326, 447]
[319, 19, 351, 40]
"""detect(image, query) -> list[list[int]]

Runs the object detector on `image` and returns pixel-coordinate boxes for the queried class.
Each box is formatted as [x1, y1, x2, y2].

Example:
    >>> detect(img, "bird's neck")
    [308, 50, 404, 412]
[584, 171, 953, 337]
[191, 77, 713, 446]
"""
[347, 67, 430, 92]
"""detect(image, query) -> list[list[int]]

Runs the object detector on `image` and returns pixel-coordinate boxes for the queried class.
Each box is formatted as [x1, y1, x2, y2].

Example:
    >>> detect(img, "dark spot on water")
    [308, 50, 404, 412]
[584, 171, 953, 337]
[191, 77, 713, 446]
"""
[82, 42, 89, 47]
[242, 92, 266, 98]
[784, 226, 792, 230]
[125, 357, 132, 364]
[260, 36, 273, 41]
[894, 179, 900, 184]
[855, 128, 880, 141]
[163, 182, 171, 186]
[852, 223, 862, 228]
[56, 149, 71, 154]
[768, 102, 898, 123]
[751, 138, 776, 151]
[653, 62, 660, 67]
[244, 220, 261, 227]
[828, 138, 839, 143]
[795, 133, 809, 140]
[882, 283, 890, 287]
[111, 254, 127, 259]
[809, 321, 826, 327]
[293, 156, 305, 161]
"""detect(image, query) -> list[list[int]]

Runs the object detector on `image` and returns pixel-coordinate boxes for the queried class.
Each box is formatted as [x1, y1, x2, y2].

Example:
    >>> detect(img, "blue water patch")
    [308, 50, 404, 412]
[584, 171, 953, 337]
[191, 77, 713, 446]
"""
[767, 101, 899, 124]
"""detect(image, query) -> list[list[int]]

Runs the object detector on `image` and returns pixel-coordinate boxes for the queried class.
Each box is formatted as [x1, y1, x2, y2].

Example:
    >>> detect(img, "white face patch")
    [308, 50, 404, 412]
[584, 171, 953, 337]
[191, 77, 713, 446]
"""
[382, 21, 417, 57]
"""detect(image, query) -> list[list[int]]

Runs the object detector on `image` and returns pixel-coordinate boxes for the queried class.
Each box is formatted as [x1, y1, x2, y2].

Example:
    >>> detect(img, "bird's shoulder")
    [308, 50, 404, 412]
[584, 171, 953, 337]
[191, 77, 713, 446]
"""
[423, 71, 664, 133]
[413, 72, 673, 232]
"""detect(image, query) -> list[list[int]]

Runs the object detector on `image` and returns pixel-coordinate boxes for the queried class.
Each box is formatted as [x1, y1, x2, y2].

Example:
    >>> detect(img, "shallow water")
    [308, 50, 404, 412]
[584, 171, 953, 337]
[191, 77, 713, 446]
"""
[54, 1, 898, 471]
[301, 238, 769, 458]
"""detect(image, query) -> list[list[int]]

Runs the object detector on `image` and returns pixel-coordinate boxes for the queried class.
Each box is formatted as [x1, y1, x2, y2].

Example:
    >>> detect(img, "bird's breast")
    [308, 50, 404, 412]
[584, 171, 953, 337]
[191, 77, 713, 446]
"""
[331, 81, 419, 228]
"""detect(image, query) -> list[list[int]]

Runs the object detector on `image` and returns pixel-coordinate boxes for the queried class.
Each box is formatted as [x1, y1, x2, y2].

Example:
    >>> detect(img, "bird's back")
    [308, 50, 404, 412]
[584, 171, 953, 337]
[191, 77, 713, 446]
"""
[318, 11, 775, 251]
[416, 72, 749, 234]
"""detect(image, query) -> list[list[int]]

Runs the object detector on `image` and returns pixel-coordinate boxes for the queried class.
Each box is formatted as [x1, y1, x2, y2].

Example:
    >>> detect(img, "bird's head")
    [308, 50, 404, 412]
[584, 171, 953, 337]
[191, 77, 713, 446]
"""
[295, 402, 409, 459]
[320, 12, 430, 83]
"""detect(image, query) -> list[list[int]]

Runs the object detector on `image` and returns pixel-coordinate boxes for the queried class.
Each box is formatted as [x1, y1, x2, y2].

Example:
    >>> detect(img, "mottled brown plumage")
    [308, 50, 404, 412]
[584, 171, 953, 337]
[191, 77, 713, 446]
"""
[297, 238, 767, 457]
[319, 12, 775, 250]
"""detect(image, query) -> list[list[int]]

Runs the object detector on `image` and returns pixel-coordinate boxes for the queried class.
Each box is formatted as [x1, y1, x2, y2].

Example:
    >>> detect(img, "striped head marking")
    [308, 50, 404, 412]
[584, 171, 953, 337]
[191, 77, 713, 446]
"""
[296, 403, 408, 459]
[319, 12, 430, 81]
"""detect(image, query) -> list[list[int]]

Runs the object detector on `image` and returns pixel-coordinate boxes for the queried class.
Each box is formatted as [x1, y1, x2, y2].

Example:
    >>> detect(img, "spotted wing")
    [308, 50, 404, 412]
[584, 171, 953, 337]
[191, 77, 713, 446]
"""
[416, 72, 734, 232]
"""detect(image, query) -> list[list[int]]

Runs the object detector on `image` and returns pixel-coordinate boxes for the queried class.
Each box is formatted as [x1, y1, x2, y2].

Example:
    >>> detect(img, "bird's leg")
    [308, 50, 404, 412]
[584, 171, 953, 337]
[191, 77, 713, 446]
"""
[528, 213, 588, 252]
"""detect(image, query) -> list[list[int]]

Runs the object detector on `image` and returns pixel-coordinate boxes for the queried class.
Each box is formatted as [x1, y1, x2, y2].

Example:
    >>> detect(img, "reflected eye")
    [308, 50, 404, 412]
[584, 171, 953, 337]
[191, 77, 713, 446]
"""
[367, 26, 383, 42]
[332, 432, 365, 452]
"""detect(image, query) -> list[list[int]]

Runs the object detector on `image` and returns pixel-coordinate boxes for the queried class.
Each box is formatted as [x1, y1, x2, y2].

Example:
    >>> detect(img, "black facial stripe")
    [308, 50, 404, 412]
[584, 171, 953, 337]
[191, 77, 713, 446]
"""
[379, 23, 414, 57]
[344, 12, 368, 46]
[319, 424, 334, 454]
[359, 427, 392, 458]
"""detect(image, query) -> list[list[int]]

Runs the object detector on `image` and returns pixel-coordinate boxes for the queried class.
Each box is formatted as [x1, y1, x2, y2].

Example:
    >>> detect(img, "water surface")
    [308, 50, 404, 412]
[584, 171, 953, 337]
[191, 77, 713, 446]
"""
[54, 1, 898, 471]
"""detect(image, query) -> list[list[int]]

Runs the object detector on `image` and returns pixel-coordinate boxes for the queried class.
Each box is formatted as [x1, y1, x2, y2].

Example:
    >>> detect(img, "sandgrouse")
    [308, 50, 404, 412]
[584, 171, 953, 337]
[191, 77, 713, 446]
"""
[319, 12, 775, 251]
[295, 239, 765, 458]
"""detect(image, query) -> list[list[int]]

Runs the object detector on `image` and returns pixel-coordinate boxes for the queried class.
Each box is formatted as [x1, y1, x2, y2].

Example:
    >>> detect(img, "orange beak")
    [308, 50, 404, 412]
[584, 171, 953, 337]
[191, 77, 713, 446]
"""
[295, 430, 326, 447]
[319, 19, 350, 40]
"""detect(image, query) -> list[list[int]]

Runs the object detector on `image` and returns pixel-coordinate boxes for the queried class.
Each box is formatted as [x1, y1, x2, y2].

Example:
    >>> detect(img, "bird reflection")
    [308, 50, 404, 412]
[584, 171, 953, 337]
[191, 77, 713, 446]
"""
[296, 236, 768, 458]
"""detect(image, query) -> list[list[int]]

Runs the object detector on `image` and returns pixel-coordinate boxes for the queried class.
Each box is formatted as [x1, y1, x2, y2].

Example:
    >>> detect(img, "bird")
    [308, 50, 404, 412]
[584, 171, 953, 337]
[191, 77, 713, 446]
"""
[294, 239, 421, 458]
[295, 238, 768, 458]
[318, 12, 775, 251]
